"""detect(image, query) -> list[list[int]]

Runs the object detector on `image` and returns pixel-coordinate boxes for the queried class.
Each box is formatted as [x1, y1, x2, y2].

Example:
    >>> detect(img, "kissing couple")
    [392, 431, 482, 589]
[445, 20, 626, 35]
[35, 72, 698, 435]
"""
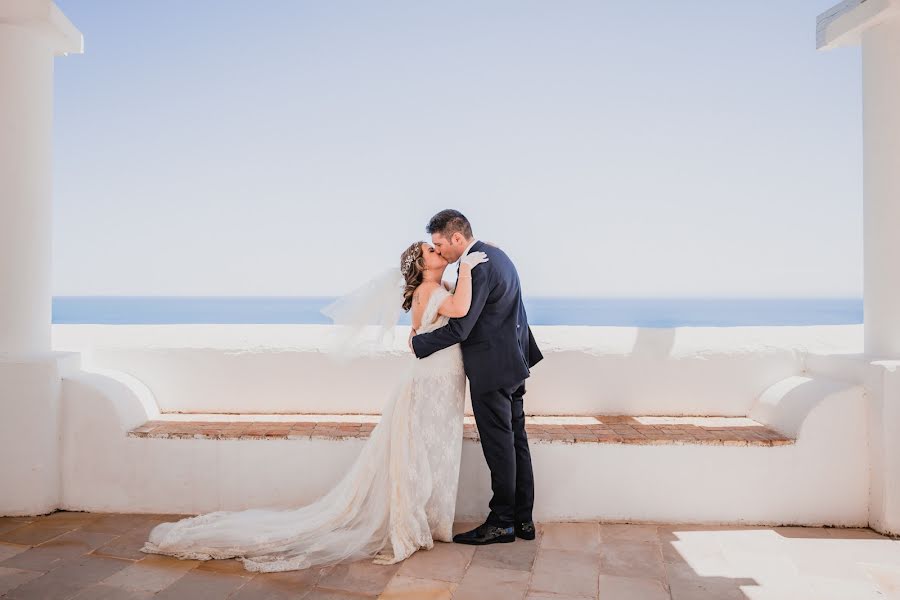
[142, 209, 544, 572]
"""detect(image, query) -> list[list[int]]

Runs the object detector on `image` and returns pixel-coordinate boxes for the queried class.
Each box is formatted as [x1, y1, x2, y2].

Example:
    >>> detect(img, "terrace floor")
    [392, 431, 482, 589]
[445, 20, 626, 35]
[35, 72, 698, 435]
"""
[1, 512, 898, 599]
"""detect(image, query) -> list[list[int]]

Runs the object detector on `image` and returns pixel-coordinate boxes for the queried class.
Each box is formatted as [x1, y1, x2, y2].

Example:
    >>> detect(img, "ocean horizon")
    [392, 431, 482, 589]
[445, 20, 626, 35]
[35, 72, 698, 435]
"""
[51, 296, 864, 328]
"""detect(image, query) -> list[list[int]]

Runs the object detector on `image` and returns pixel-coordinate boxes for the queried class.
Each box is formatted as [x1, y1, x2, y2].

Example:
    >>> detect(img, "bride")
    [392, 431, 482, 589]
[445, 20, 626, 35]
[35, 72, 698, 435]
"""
[141, 241, 489, 572]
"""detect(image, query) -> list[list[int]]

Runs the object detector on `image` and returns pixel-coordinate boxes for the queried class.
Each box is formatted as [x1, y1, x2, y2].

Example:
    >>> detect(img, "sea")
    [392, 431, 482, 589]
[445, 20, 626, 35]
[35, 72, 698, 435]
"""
[51, 297, 863, 328]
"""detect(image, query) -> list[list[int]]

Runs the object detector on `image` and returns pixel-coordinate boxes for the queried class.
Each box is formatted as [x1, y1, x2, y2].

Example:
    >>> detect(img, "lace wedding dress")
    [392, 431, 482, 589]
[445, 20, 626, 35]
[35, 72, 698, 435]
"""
[141, 286, 465, 572]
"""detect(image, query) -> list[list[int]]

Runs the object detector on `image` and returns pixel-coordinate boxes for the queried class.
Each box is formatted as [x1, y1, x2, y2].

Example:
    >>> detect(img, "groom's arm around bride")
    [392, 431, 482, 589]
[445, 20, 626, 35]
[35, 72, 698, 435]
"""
[411, 236, 542, 395]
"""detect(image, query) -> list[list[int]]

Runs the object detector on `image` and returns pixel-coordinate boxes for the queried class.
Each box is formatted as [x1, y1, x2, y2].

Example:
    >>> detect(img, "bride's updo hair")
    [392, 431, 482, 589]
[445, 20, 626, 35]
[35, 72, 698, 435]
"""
[400, 242, 426, 312]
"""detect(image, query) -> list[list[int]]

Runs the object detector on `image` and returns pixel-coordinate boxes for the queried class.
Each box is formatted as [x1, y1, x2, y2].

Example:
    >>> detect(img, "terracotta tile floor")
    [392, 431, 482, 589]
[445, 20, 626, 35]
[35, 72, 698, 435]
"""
[129, 415, 793, 446]
[1, 513, 898, 599]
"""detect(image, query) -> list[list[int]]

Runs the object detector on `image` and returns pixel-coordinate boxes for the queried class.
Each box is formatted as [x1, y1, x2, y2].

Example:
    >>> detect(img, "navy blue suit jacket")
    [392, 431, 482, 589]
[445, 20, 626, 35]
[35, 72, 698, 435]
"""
[411, 241, 543, 395]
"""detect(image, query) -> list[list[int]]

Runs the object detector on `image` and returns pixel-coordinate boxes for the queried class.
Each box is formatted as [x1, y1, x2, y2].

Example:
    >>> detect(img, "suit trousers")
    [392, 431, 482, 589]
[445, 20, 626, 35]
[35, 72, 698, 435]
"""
[471, 380, 535, 527]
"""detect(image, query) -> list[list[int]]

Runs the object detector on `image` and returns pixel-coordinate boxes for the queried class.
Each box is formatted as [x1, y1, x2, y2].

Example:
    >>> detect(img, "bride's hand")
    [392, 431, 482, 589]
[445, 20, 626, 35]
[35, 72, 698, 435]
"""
[459, 251, 489, 270]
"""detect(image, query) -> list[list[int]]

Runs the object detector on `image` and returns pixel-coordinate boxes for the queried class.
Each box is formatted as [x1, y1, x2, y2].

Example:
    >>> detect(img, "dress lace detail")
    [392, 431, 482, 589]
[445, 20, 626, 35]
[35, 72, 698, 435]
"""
[141, 286, 464, 572]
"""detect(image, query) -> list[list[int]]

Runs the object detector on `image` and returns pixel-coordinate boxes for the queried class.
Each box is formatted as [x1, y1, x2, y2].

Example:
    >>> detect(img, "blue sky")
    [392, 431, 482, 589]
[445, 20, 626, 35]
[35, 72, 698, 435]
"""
[52, 1, 862, 297]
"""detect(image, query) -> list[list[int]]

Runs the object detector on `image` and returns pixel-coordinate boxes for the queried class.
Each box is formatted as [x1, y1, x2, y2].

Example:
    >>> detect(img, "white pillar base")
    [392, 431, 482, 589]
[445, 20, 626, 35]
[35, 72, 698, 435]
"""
[0, 352, 81, 516]
[869, 361, 900, 535]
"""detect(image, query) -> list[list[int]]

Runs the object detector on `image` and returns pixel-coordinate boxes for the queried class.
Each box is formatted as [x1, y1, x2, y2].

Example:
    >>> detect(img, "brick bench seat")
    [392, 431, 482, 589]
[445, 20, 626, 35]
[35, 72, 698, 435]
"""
[128, 414, 793, 447]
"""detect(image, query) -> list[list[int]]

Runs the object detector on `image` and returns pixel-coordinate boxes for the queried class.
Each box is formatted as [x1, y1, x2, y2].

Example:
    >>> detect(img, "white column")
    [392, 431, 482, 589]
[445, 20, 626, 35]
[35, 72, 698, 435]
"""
[864, 20, 900, 534]
[818, 0, 900, 536]
[0, 0, 82, 516]
[0, 1, 81, 355]
[0, 26, 54, 354]
[862, 18, 900, 357]
[818, 0, 900, 356]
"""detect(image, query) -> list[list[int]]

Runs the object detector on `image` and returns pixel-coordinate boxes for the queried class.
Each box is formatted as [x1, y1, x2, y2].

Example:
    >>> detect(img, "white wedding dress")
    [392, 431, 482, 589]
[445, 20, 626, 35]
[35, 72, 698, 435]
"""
[141, 286, 466, 572]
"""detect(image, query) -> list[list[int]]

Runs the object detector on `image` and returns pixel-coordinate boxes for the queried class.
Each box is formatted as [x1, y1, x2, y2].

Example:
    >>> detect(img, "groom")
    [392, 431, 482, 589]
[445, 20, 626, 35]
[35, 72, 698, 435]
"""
[411, 209, 543, 545]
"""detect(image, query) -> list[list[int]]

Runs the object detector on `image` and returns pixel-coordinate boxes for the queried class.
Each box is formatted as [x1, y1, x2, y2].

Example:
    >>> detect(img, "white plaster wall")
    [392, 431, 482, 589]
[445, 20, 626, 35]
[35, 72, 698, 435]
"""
[457, 377, 868, 525]
[51, 324, 863, 416]
[56, 364, 869, 525]
[59, 370, 373, 514]
[48, 324, 871, 524]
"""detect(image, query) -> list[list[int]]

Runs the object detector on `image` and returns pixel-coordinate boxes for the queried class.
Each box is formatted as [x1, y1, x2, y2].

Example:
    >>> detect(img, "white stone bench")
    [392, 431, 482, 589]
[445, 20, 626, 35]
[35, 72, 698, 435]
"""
[46, 324, 868, 526]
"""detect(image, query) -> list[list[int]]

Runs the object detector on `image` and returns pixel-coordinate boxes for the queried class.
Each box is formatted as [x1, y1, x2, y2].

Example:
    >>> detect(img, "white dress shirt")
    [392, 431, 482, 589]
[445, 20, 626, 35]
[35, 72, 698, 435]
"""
[459, 238, 479, 263]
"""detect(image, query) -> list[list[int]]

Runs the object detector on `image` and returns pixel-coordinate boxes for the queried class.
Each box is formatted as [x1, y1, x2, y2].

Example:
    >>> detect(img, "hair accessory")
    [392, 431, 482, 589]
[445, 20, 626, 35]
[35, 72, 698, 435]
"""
[401, 250, 417, 277]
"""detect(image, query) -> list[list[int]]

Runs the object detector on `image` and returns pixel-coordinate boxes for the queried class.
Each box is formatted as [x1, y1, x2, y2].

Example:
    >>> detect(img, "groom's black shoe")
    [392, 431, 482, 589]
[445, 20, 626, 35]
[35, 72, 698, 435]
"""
[515, 521, 536, 540]
[453, 523, 515, 545]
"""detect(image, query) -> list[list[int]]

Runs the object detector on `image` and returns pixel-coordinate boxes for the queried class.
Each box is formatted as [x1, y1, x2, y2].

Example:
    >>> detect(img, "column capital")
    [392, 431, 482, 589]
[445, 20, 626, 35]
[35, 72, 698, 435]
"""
[0, 0, 82, 56]
[817, 0, 900, 50]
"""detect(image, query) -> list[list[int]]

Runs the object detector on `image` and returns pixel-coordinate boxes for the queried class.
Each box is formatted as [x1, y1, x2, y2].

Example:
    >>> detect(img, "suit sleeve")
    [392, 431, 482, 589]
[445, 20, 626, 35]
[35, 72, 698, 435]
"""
[412, 265, 492, 359]
[526, 325, 543, 367]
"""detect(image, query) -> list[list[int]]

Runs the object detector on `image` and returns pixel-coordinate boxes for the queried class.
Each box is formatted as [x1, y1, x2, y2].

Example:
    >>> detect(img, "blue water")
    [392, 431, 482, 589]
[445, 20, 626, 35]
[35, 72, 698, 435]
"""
[51, 297, 863, 327]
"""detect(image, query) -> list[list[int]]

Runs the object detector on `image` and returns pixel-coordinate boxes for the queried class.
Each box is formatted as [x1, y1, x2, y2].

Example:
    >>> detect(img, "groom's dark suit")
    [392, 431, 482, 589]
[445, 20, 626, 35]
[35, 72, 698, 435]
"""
[412, 240, 543, 527]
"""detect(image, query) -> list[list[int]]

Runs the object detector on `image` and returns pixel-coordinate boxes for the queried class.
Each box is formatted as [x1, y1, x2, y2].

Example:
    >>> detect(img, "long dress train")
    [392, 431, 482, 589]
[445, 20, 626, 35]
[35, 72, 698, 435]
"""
[141, 287, 465, 572]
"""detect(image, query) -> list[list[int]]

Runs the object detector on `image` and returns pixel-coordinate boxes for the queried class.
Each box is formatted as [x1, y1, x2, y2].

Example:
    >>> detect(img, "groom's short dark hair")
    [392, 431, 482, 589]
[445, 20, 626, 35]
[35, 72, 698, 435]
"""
[427, 209, 473, 240]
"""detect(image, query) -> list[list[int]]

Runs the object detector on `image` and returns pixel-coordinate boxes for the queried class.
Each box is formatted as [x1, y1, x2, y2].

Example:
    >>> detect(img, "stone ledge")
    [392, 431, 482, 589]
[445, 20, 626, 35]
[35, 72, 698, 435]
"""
[128, 415, 793, 447]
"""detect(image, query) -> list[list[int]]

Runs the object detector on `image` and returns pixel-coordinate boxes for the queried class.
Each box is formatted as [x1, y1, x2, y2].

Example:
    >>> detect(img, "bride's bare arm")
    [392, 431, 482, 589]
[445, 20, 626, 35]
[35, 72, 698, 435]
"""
[437, 263, 474, 318]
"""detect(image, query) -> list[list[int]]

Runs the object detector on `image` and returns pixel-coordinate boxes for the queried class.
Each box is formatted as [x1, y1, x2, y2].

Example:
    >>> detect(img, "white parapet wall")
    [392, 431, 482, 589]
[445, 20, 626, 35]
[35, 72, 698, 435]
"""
[46, 324, 874, 526]
[57, 364, 868, 525]
[52, 324, 863, 416]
